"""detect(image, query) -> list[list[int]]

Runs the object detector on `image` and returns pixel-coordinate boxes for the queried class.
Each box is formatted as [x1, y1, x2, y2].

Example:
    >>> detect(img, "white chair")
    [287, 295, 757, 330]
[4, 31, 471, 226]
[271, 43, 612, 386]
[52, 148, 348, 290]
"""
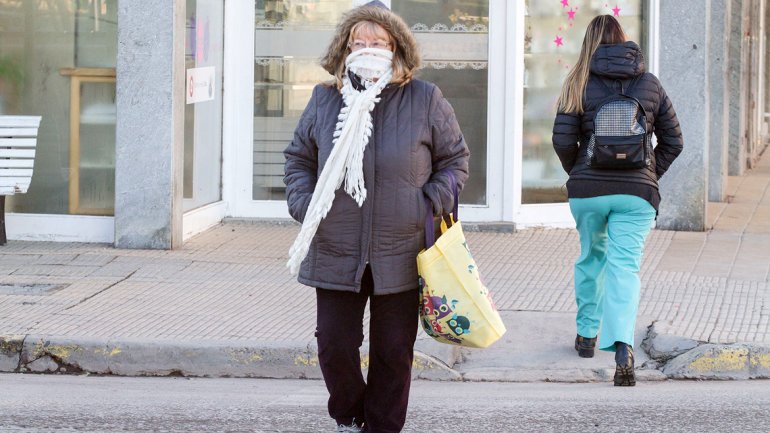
[0, 115, 42, 245]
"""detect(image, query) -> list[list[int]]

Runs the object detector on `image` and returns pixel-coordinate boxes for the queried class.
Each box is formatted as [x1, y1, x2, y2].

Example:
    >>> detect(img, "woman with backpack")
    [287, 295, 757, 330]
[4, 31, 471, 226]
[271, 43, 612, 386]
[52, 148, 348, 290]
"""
[552, 15, 683, 386]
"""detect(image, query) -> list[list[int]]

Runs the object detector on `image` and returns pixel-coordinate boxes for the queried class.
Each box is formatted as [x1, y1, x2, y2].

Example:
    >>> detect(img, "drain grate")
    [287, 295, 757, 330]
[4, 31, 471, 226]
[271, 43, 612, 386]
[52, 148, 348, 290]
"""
[0, 284, 67, 296]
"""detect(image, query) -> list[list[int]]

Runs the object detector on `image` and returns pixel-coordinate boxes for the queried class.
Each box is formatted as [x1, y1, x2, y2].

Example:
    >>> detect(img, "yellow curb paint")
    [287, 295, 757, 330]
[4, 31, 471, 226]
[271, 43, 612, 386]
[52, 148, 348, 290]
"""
[37, 344, 83, 361]
[412, 357, 438, 370]
[688, 347, 749, 373]
[294, 354, 318, 367]
[750, 352, 770, 370]
[227, 350, 263, 364]
[0, 336, 23, 352]
[357, 355, 440, 370]
[94, 347, 122, 357]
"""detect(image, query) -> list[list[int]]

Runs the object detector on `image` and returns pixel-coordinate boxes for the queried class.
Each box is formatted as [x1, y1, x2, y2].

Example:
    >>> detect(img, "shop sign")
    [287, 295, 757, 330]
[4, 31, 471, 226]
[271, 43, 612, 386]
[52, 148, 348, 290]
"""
[186, 66, 216, 104]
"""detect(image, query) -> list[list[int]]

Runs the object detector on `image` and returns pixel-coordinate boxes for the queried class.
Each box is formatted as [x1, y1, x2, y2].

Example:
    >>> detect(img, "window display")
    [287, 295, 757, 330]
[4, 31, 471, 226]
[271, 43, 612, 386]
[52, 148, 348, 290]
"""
[522, 0, 645, 204]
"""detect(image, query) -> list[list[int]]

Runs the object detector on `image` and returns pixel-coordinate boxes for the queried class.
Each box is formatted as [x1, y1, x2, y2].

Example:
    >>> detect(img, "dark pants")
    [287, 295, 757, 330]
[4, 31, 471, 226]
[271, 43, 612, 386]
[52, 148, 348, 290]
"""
[316, 267, 419, 433]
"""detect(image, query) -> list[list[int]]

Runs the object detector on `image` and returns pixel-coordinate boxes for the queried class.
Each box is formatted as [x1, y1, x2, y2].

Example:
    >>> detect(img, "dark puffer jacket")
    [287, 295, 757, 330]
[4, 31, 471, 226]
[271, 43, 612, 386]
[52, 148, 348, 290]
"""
[284, 79, 469, 295]
[552, 41, 683, 211]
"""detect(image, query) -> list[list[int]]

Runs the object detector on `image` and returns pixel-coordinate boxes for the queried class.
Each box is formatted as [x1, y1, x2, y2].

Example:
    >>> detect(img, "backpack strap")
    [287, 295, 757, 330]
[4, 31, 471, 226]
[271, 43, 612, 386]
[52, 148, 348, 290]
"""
[624, 74, 651, 123]
[624, 73, 644, 95]
[590, 74, 652, 138]
[591, 75, 616, 97]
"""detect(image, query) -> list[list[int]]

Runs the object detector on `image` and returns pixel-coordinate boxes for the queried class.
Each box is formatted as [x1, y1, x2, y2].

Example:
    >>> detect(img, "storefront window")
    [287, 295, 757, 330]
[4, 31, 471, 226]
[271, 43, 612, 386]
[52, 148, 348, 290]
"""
[765, 3, 770, 129]
[184, 0, 224, 212]
[252, 1, 346, 201]
[253, 0, 489, 206]
[394, 1, 488, 205]
[522, 0, 644, 204]
[0, 0, 117, 215]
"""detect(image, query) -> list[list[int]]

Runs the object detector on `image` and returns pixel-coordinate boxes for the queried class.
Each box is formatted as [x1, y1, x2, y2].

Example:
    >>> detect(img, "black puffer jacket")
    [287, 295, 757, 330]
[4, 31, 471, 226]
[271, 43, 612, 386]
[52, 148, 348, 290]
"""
[284, 4, 469, 295]
[284, 79, 469, 295]
[552, 41, 683, 210]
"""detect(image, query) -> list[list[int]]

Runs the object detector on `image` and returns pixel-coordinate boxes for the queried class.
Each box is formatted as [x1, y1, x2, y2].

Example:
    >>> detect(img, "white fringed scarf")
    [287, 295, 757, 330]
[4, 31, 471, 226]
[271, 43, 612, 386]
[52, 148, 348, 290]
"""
[287, 48, 394, 275]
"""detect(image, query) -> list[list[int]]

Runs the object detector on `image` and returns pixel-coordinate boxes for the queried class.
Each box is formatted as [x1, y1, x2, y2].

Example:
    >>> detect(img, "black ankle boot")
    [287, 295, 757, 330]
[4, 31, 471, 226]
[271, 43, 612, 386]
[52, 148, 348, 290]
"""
[574, 334, 597, 358]
[614, 342, 636, 386]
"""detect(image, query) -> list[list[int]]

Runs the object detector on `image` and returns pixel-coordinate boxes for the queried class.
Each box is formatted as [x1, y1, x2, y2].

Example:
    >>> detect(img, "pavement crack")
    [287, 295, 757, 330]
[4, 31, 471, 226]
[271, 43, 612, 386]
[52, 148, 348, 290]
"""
[14, 335, 27, 372]
[706, 315, 719, 343]
[64, 270, 138, 311]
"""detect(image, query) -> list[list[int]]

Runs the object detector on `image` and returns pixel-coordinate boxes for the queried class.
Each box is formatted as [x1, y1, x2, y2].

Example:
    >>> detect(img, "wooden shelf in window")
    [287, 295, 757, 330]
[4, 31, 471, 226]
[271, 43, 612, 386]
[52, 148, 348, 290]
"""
[59, 67, 117, 216]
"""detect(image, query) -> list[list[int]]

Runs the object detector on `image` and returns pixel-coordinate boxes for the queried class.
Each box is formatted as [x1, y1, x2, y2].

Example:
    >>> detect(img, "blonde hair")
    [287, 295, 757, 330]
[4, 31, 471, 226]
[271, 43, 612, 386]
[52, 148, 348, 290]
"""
[557, 15, 627, 114]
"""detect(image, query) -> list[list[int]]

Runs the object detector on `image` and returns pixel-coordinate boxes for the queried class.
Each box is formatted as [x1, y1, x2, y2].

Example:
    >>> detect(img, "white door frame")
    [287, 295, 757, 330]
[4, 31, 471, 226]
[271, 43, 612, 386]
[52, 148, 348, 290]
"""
[5, 213, 114, 243]
[223, 0, 508, 222]
[222, 0, 260, 218]
[458, 0, 506, 222]
[181, 0, 235, 240]
[222, 0, 659, 227]
[508, 0, 574, 229]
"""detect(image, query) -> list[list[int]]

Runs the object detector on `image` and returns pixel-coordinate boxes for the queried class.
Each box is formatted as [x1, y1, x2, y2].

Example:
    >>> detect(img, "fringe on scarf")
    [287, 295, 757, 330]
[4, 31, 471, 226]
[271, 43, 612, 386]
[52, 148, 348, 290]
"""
[287, 66, 393, 276]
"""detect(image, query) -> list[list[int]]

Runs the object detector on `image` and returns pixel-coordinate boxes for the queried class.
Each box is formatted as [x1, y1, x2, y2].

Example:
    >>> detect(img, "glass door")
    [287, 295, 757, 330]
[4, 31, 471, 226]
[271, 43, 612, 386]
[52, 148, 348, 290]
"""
[0, 0, 118, 216]
[183, 0, 225, 213]
[242, 0, 501, 220]
[514, 0, 647, 227]
[395, 0, 491, 209]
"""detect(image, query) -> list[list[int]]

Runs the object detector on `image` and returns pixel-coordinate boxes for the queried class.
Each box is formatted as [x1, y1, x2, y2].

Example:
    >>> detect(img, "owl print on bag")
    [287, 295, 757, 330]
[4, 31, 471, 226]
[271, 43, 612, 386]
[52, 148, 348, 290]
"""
[420, 291, 468, 343]
[422, 295, 452, 319]
[448, 313, 471, 336]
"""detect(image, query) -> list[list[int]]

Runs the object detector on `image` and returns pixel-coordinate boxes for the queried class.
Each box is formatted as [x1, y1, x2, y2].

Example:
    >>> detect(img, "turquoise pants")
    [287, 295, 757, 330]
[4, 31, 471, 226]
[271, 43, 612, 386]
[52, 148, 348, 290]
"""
[569, 194, 656, 352]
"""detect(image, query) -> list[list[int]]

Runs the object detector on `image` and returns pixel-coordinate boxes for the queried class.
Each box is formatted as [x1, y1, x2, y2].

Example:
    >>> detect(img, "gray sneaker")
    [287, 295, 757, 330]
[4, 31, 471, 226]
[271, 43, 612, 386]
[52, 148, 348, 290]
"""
[336, 422, 362, 433]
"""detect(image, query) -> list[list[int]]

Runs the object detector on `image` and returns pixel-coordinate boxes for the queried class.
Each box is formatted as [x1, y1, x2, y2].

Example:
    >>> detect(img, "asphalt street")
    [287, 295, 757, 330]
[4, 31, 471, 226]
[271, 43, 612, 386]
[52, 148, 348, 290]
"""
[1, 374, 769, 432]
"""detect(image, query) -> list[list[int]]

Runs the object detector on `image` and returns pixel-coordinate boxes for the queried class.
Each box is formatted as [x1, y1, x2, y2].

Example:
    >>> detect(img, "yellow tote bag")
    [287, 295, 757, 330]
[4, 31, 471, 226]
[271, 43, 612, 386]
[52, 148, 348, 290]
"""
[416, 177, 506, 348]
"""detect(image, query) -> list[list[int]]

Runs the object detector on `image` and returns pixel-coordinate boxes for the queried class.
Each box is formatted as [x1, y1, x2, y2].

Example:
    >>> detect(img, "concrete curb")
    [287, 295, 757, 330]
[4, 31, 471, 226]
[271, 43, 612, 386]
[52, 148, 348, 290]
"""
[0, 334, 460, 381]
[4, 332, 770, 382]
[0, 334, 666, 383]
[641, 321, 701, 363]
[0, 334, 24, 372]
[662, 343, 770, 380]
[2, 335, 323, 378]
[642, 322, 770, 380]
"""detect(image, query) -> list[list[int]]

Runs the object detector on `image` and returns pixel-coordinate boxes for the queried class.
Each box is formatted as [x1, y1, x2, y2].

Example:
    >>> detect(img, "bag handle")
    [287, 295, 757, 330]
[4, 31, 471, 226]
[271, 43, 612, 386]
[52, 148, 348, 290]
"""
[424, 171, 458, 248]
[592, 74, 642, 96]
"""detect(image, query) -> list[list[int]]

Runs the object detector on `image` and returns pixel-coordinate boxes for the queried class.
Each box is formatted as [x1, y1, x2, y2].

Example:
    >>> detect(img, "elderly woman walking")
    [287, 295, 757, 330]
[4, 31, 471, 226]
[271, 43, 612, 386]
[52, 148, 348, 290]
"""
[553, 15, 683, 386]
[283, 1, 469, 431]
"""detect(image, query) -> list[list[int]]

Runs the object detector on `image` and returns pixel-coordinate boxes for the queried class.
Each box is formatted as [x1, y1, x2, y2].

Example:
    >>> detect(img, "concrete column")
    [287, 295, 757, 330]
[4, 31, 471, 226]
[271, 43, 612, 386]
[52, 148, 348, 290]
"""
[114, 1, 185, 249]
[727, 0, 748, 176]
[708, 0, 731, 203]
[656, 0, 710, 231]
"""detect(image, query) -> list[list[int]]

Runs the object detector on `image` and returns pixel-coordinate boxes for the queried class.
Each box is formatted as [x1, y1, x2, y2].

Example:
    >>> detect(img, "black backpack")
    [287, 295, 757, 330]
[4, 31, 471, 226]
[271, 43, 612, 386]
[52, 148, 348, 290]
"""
[586, 75, 652, 169]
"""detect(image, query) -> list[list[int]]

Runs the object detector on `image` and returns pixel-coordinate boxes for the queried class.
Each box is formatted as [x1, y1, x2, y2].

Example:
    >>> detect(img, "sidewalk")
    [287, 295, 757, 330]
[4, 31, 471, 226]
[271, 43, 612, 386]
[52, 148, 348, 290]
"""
[1, 150, 769, 383]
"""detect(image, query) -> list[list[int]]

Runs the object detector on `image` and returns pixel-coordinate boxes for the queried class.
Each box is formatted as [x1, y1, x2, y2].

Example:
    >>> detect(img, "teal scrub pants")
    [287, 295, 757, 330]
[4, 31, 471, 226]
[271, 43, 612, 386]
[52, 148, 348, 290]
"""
[569, 194, 656, 352]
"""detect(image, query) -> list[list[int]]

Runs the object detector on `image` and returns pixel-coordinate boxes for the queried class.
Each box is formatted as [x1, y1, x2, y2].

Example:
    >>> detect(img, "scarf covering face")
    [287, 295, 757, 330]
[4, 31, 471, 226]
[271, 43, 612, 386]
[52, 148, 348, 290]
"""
[347, 47, 394, 84]
[287, 48, 394, 275]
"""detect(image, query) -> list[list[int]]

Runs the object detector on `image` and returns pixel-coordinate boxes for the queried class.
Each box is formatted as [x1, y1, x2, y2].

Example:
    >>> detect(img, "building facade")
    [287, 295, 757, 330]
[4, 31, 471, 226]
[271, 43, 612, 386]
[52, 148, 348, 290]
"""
[0, 0, 766, 248]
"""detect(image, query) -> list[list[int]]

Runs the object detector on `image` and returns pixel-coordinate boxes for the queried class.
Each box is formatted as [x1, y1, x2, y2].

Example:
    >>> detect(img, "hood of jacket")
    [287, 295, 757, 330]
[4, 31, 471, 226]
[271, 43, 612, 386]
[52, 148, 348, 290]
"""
[320, 4, 420, 78]
[589, 41, 646, 79]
